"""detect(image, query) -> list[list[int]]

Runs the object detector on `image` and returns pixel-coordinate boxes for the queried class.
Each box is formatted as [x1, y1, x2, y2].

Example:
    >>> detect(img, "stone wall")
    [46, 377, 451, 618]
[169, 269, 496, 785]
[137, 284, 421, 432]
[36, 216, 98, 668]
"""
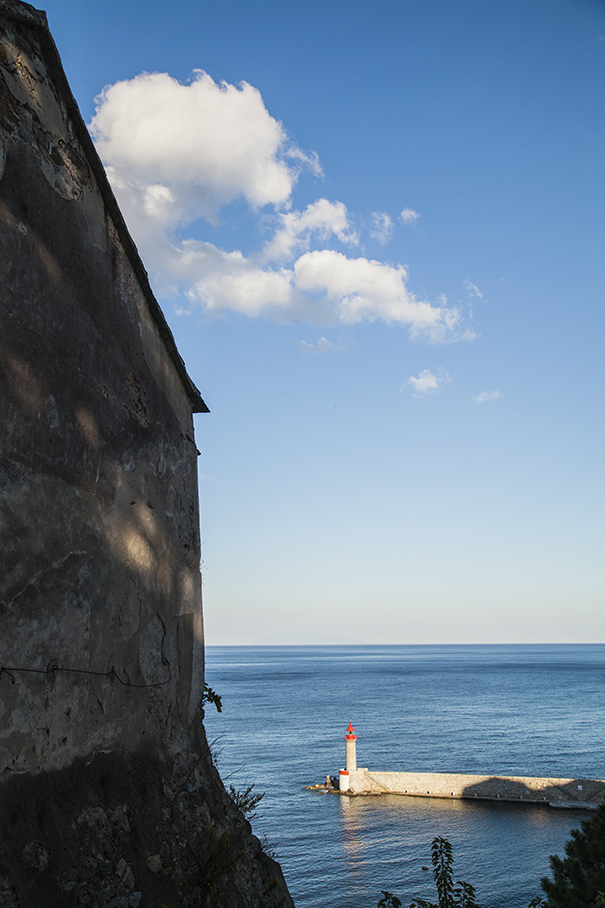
[347, 768, 605, 809]
[0, 0, 204, 779]
[0, 2, 294, 905]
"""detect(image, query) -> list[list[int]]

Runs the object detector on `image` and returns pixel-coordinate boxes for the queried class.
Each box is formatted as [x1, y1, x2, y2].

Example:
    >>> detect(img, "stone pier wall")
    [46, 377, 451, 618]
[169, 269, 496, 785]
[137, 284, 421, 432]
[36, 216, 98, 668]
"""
[346, 768, 605, 809]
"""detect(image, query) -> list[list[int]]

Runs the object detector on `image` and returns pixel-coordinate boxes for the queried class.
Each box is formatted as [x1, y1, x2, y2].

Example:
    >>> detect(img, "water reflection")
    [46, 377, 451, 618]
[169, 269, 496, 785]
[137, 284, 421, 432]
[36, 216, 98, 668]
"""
[338, 795, 371, 898]
[339, 796, 368, 858]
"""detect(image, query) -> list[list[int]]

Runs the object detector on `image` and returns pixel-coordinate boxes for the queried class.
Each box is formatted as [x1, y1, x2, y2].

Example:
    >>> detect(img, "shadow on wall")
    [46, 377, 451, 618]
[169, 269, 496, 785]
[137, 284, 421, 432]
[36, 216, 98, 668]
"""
[462, 777, 605, 806]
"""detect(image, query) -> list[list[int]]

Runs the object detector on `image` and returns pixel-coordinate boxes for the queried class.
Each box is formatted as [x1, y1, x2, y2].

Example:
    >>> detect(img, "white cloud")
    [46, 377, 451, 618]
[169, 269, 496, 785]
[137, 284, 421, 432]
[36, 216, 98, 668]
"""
[170, 240, 297, 317]
[295, 250, 467, 340]
[400, 208, 420, 225]
[150, 240, 471, 337]
[90, 70, 319, 226]
[299, 337, 333, 354]
[90, 69, 474, 343]
[407, 369, 451, 397]
[370, 211, 394, 245]
[473, 390, 501, 403]
[261, 199, 357, 263]
[158, 241, 467, 335]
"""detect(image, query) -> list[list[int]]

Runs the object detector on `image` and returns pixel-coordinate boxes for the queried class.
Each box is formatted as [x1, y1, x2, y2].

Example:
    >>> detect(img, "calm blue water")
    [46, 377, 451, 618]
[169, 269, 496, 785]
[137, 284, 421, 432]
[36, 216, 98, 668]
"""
[203, 645, 605, 908]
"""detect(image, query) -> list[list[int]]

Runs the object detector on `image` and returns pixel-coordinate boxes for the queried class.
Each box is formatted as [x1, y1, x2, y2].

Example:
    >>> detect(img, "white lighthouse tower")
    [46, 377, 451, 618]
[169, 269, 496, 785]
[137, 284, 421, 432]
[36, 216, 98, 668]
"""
[345, 723, 357, 771]
[339, 723, 357, 791]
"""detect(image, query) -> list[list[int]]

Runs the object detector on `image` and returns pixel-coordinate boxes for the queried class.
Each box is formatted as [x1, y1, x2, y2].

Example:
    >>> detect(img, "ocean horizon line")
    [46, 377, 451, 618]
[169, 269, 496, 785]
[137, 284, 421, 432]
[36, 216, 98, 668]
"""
[205, 640, 605, 648]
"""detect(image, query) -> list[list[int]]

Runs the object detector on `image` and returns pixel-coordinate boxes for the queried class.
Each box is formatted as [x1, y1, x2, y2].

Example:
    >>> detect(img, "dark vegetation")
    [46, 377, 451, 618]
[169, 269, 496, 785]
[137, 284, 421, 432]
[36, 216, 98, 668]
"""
[202, 683, 223, 712]
[378, 804, 605, 908]
[537, 804, 605, 908]
[228, 784, 265, 821]
[378, 836, 481, 908]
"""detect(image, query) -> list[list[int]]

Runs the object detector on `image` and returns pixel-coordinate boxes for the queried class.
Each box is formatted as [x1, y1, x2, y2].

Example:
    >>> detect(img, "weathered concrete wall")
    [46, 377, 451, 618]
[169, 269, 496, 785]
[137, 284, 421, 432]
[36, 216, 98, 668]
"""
[0, 3, 294, 905]
[0, 0, 205, 774]
[346, 768, 605, 809]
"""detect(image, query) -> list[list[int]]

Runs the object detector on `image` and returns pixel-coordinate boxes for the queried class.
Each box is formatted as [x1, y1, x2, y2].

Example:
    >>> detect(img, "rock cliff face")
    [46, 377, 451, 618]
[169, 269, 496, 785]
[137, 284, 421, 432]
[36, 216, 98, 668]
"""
[0, 2, 294, 905]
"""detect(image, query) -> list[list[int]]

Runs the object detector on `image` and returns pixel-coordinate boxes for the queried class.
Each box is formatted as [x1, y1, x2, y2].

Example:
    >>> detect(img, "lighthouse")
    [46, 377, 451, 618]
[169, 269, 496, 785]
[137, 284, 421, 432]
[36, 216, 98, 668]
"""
[339, 723, 357, 791]
[345, 722, 357, 771]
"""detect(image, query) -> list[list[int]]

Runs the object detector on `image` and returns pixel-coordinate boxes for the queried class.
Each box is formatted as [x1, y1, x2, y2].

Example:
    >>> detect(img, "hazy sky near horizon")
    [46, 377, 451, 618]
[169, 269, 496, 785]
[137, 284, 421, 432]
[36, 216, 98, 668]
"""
[43, 0, 604, 644]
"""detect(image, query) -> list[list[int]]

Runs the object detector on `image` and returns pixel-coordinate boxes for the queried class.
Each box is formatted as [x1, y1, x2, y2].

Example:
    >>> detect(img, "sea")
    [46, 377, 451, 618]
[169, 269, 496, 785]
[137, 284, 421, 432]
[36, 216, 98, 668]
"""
[203, 644, 605, 908]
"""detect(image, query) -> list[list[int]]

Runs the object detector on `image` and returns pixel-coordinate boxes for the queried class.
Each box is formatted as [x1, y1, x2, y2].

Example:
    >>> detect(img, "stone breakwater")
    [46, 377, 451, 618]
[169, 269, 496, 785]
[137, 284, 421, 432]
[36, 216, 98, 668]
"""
[312, 769, 605, 810]
[310, 726, 605, 811]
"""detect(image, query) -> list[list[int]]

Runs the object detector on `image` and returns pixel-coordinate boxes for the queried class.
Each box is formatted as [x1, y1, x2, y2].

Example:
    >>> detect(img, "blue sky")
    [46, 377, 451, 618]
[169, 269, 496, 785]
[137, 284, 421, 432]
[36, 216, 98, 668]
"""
[43, 0, 604, 643]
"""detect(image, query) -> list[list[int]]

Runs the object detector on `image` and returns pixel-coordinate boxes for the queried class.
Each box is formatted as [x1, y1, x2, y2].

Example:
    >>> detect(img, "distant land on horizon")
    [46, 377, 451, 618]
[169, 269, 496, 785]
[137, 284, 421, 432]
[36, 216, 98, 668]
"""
[206, 639, 603, 648]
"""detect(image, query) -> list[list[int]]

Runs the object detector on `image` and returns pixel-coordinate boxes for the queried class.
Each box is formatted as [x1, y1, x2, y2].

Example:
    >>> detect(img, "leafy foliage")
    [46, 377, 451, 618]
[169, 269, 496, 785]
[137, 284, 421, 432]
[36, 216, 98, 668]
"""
[228, 783, 265, 820]
[202, 683, 222, 712]
[378, 893, 402, 908]
[402, 837, 482, 908]
[537, 803, 605, 908]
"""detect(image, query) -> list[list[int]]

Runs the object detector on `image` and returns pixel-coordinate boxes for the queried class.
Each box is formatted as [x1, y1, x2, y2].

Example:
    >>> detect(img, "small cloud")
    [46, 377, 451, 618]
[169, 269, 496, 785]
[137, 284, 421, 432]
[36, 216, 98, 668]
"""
[370, 211, 394, 246]
[262, 198, 358, 263]
[473, 390, 501, 403]
[463, 280, 487, 323]
[400, 208, 420, 225]
[299, 336, 333, 354]
[464, 280, 487, 303]
[406, 369, 451, 397]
